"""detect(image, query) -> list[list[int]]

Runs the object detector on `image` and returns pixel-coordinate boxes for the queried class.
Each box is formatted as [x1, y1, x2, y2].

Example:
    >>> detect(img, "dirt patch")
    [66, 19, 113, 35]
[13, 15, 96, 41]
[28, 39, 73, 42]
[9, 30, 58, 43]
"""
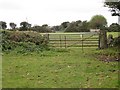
[97, 55, 120, 62]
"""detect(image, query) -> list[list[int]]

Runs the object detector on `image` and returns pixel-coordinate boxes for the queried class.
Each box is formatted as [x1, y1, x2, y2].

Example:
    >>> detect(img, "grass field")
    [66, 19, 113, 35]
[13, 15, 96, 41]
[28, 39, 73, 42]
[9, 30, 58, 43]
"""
[107, 32, 119, 38]
[2, 48, 119, 88]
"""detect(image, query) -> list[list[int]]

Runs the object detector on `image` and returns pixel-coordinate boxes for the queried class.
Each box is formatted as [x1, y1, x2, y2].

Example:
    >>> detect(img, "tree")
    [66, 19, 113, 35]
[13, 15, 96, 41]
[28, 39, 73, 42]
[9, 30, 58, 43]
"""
[20, 21, 30, 31]
[104, 0, 120, 16]
[0, 21, 7, 29]
[42, 24, 50, 29]
[104, 1, 120, 24]
[31, 25, 52, 33]
[20, 21, 28, 28]
[108, 23, 120, 32]
[59, 21, 70, 31]
[9, 22, 16, 29]
[65, 22, 78, 32]
[65, 20, 90, 32]
[51, 26, 60, 31]
[42, 24, 48, 27]
[61, 22, 70, 28]
[89, 15, 107, 29]
[32, 25, 41, 32]
[79, 21, 90, 32]
[75, 20, 82, 26]
[27, 24, 31, 28]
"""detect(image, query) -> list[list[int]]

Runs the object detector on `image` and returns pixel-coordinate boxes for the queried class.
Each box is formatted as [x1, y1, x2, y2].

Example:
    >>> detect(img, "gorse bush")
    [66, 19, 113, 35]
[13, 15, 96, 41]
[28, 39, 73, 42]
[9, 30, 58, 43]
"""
[1, 30, 49, 52]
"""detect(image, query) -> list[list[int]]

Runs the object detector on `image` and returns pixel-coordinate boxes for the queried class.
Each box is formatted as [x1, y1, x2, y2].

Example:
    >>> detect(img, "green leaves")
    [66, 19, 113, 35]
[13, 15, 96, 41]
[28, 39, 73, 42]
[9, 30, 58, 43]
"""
[89, 15, 107, 29]
[1, 30, 49, 53]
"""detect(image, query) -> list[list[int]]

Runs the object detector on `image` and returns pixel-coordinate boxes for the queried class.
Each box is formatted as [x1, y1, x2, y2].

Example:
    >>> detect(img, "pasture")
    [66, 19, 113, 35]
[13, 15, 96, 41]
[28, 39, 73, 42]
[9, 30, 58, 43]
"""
[107, 32, 119, 38]
[2, 48, 119, 88]
[2, 32, 119, 88]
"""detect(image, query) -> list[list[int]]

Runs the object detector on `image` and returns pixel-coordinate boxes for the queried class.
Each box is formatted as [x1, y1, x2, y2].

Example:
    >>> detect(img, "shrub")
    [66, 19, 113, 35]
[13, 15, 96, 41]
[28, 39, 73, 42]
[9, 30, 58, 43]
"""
[108, 23, 120, 32]
[107, 34, 114, 47]
[113, 36, 120, 47]
[1, 30, 49, 52]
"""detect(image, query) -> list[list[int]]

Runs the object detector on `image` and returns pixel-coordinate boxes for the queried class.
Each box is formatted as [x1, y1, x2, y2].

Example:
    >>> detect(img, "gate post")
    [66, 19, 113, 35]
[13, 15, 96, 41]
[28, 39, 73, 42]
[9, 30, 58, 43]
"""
[98, 30, 108, 49]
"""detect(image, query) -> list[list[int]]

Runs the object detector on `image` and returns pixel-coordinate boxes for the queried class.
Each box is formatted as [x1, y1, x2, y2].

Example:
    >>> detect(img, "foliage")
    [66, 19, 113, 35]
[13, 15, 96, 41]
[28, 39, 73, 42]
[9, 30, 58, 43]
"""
[65, 21, 90, 32]
[65, 22, 78, 32]
[113, 36, 120, 47]
[104, 1, 120, 16]
[1, 14, 108, 32]
[60, 21, 70, 31]
[0, 21, 7, 29]
[9, 22, 17, 29]
[108, 23, 120, 32]
[42, 24, 48, 27]
[51, 20, 90, 32]
[20, 21, 31, 31]
[31, 25, 52, 33]
[1, 30, 49, 52]
[51, 26, 60, 32]
[78, 21, 90, 32]
[89, 15, 107, 29]
[107, 32, 120, 47]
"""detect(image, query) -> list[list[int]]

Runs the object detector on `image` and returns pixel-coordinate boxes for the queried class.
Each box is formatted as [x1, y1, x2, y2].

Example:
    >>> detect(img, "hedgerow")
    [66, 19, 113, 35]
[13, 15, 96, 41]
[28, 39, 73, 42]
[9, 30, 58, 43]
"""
[1, 30, 49, 53]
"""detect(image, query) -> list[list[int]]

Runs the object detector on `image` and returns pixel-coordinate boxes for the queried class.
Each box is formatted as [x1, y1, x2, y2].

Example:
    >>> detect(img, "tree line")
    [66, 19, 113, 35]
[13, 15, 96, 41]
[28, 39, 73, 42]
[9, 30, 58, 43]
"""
[0, 21, 53, 32]
[0, 15, 120, 32]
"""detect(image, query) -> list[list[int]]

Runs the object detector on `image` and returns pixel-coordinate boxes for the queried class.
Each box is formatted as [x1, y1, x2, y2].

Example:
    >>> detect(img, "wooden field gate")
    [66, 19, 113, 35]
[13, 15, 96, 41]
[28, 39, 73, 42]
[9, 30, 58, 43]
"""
[40, 32, 99, 48]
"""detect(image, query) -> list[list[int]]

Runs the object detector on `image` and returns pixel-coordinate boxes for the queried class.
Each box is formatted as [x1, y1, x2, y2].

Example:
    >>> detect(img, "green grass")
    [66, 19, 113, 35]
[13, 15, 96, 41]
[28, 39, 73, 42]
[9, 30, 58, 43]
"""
[107, 32, 119, 38]
[2, 48, 119, 88]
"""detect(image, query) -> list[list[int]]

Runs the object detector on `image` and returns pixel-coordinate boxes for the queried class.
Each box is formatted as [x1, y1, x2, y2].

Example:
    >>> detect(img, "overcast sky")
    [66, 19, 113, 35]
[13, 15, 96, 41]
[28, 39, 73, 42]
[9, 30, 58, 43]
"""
[0, 0, 118, 27]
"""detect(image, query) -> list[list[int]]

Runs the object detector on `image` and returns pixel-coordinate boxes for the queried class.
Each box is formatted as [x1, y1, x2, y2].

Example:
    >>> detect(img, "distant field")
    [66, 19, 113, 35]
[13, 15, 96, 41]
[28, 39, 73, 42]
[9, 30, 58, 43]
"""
[107, 32, 119, 38]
